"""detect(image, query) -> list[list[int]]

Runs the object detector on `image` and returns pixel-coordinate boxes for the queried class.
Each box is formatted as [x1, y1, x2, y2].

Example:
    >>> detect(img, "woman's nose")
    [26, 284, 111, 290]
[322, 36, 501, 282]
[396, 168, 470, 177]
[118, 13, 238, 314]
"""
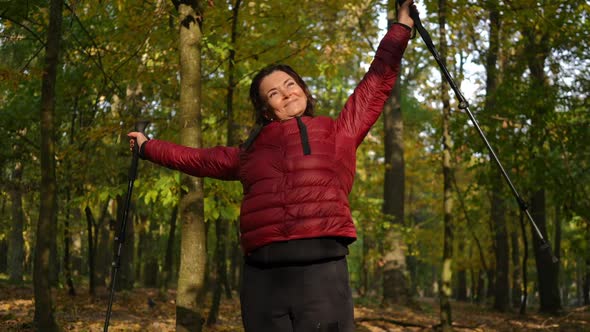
[279, 88, 290, 98]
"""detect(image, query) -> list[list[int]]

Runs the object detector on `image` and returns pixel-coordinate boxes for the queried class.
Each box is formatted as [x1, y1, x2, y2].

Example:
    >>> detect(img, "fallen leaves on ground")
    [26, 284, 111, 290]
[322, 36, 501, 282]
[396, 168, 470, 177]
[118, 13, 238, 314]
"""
[1, 283, 588, 331]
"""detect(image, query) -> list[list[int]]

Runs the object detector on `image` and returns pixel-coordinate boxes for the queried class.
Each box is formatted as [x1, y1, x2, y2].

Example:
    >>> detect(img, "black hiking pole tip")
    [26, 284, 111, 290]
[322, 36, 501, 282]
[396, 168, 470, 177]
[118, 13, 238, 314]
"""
[103, 120, 150, 332]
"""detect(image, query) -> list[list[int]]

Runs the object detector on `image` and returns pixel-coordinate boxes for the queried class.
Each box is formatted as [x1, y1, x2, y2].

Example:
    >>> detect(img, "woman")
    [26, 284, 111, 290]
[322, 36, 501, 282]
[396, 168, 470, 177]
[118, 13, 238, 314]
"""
[129, 2, 414, 331]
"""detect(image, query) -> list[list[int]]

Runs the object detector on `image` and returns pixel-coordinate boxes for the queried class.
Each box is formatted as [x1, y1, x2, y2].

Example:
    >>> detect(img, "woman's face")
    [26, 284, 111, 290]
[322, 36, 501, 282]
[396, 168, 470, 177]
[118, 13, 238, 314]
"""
[259, 70, 308, 121]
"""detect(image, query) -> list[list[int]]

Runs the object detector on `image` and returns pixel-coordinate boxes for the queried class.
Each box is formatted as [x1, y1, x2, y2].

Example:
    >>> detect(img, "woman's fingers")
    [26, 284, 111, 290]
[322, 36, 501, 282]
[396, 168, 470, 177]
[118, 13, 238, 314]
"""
[127, 132, 148, 152]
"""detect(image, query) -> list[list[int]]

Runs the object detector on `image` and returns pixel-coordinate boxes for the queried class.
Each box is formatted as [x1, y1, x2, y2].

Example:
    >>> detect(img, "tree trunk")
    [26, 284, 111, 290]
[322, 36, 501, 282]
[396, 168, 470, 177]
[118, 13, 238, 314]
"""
[522, 20, 562, 313]
[136, 217, 145, 283]
[161, 205, 178, 291]
[231, 220, 243, 291]
[530, 190, 561, 313]
[63, 112, 78, 295]
[486, 268, 495, 299]
[511, 220, 521, 308]
[406, 185, 418, 297]
[223, 222, 233, 300]
[381, 80, 411, 305]
[226, 0, 242, 148]
[360, 227, 370, 296]
[207, 217, 230, 325]
[438, 0, 454, 330]
[585, 219, 590, 305]
[225, 0, 242, 299]
[202, 215, 211, 295]
[95, 215, 110, 287]
[63, 190, 76, 296]
[50, 211, 59, 288]
[175, 2, 207, 331]
[9, 161, 25, 283]
[85, 206, 97, 296]
[71, 208, 84, 275]
[381, 0, 412, 307]
[96, 200, 113, 287]
[482, 0, 509, 312]
[453, 187, 467, 302]
[469, 267, 476, 302]
[33, 0, 63, 330]
[114, 194, 136, 291]
[454, 179, 488, 303]
[584, 260, 590, 305]
[0, 238, 6, 273]
[455, 262, 467, 301]
[491, 185, 509, 311]
[476, 269, 485, 303]
[143, 214, 160, 287]
[554, 204, 563, 304]
[519, 210, 529, 314]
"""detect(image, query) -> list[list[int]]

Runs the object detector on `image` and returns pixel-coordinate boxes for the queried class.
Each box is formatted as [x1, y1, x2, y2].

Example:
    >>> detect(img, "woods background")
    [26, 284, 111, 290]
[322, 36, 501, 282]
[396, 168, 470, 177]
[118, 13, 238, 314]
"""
[0, 0, 589, 331]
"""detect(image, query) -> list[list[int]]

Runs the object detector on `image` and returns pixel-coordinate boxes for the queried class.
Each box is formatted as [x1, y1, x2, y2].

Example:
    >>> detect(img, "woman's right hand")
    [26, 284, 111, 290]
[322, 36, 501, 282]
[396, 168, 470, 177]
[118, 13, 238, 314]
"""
[127, 132, 148, 152]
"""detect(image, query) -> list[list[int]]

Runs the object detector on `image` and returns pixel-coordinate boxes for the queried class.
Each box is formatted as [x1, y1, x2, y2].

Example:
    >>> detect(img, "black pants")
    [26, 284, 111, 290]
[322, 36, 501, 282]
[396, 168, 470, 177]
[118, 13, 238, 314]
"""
[240, 256, 354, 332]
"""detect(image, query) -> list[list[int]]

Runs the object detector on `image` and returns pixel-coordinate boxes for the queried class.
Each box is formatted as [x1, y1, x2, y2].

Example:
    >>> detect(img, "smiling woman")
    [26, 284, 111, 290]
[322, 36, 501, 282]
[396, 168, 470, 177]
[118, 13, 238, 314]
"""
[249, 63, 317, 124]
[259, 71, 308, 121]
[127, 1, 416, 330]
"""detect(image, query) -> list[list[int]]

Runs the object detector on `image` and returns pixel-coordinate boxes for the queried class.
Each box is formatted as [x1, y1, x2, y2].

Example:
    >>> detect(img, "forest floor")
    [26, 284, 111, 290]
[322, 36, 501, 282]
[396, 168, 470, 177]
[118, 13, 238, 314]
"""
[0, 282, 588, 331]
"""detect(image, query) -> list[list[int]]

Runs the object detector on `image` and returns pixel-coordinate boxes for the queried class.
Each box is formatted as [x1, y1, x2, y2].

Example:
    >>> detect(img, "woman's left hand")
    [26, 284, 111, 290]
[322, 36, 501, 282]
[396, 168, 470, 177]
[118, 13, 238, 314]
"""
[397, 0, 416, 28]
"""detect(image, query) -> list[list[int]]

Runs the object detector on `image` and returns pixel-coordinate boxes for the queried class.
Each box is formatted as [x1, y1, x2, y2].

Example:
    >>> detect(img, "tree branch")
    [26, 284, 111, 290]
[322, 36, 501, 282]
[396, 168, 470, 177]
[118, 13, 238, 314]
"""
[0, 14, 46, 46]
[63, 2, 125, 97]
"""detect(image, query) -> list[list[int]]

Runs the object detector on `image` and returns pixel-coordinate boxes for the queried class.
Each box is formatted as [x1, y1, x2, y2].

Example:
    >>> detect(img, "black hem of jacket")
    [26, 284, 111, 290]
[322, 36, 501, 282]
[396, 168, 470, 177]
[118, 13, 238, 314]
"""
[244, 237, 351, 268]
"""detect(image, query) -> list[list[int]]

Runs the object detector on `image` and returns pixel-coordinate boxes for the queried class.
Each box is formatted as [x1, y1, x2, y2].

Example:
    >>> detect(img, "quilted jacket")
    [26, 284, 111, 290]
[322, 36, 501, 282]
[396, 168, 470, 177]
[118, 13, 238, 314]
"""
[142, 23, 411, 254]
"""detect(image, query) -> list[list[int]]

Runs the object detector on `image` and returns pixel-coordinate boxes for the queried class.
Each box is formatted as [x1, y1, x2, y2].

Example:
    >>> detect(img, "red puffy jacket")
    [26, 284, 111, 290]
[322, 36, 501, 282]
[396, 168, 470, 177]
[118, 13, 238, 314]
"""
[143, 24, 410, 254]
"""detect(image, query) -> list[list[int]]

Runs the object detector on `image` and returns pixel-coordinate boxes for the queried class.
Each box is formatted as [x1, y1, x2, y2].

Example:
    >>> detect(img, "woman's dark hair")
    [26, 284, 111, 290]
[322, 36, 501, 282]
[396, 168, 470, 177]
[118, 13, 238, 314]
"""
[249, 64, 316, 124]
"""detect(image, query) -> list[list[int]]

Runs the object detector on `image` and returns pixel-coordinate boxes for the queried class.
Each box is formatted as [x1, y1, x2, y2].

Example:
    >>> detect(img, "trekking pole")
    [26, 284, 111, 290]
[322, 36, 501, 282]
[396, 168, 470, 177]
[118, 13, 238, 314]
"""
[397, 0, 557, 262]
[104, 120, 150, 332]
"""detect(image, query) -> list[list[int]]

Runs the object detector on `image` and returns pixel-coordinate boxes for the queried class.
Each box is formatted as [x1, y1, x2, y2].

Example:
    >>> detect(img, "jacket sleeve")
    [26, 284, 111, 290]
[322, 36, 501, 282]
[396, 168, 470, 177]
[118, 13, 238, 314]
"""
[142, 139, 240, 181]
[336, 23, 411, 147]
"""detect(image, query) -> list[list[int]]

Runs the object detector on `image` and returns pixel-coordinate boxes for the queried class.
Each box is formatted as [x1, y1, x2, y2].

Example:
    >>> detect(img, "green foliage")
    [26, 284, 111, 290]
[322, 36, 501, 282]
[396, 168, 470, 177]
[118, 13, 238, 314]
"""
[203, 179, 241, 223]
